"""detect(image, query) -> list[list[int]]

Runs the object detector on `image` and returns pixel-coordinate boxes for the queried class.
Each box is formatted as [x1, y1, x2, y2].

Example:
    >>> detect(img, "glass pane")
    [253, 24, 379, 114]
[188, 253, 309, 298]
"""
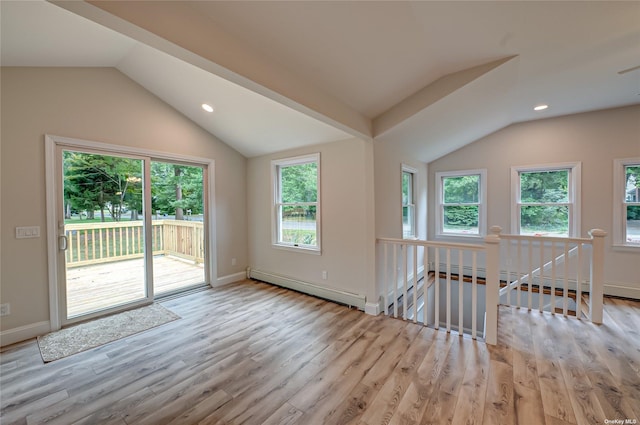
[402, 172, 412, 205]
[403, 205, 415, 238]
[443, 175, 479, 203]
[520, 205, 569, 236]
[281, 162, 317, 203]
[280, 205, 317, 246]
[625, 165, 640, 202]
[443, 205, 479, 235]
[520, 170, 568, 203]
[627, 205, 640, 244]
[151, 162, 205, 295]
[63, 151, 146, 318]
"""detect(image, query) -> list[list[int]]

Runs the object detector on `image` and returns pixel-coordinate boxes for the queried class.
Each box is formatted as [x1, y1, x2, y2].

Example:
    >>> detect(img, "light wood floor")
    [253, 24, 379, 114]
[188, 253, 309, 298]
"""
[1, 279, 639, 425]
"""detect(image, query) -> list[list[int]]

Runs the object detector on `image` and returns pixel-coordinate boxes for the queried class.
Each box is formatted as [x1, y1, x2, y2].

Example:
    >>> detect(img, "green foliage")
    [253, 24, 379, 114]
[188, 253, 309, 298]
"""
[442, 175, 479, 228]
[521, 206, 568, 235]
[443, 175, 479, 203]
[151, 162, 203, 217]
[64, 152, 142, 222]
[402, 172, 412, 205]
[626, 165, 640, 202]
[624, 165, 640, 220]
[518, 170, 569, 233]
[520, 170, 568, 203]
[282, 205, 316, 219]
[280, 162, 317, 203]
[64, 153, 203, 222]
[444, 206, 478, 228]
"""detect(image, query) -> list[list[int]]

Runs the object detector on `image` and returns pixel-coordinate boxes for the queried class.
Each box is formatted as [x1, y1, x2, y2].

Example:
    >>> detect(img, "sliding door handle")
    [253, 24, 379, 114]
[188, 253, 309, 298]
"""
[58, 235, 68, 251]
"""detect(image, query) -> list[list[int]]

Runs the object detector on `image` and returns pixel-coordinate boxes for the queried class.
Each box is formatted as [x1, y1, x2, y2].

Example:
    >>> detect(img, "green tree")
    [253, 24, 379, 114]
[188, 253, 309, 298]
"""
[151, 162, 203, 219]
[626, 166, 640, 220]
[519, 170, 569, 232]
[281, 162, 317, 203]
[64, 152, 142, 222]
[443, 175, 479, 229]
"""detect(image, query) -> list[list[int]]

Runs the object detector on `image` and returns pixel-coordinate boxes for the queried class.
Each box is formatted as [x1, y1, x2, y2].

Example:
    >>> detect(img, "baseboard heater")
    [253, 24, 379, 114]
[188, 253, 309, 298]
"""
[247, 268, 366, 310]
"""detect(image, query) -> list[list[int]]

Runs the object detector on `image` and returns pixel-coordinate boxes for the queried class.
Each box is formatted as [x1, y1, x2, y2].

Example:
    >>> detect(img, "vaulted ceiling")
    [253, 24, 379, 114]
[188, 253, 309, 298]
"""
[2, 1, 639, 159]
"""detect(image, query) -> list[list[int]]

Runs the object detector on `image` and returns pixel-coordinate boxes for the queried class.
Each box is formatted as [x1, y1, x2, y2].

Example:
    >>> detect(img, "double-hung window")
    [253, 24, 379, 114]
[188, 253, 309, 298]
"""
[436, 169, 486, 237]
[613, 158, 640, 247]
[272, 153, 320, 252]
[511, 163, 581, 237]
[402, 165, 417, 238]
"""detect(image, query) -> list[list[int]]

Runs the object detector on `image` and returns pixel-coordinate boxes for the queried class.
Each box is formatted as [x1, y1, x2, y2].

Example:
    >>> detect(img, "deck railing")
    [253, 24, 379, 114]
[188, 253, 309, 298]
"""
[64, 220, 204, 268]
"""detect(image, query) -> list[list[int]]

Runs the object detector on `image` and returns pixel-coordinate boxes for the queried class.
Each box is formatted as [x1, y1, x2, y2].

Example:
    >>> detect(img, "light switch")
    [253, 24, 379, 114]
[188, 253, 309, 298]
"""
[16, 226, 40, 239]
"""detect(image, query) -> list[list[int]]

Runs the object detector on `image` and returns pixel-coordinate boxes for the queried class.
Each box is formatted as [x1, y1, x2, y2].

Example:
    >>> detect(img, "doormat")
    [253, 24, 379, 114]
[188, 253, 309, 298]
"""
[37, 304, 180, 362]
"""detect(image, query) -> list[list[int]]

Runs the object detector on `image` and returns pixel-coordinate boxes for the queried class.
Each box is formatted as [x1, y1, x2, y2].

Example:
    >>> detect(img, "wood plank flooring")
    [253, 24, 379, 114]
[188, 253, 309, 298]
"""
[1, 279, 639, 425]
[67, 256, 205, 317]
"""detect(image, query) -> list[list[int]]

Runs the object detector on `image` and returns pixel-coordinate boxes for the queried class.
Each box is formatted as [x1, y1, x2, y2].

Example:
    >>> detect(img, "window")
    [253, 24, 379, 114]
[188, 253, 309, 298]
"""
[436, 169, 486, 237]
[272, 154, 320, 251]
[613, 158, 640, 247]
[511, 163, 581, 237]
[402, 166, 417, 238]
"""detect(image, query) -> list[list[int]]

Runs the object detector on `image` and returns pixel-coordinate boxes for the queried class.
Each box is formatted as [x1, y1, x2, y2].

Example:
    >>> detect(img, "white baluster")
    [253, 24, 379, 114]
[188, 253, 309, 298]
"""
[458, 249, 464, 336]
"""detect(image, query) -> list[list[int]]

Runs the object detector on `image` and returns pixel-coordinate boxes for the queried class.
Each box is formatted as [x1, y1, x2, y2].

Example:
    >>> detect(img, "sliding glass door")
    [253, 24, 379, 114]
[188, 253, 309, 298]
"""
[151, 161, 206, 296]
[47, 137, 212, 327]
[61, 148, 152, 321]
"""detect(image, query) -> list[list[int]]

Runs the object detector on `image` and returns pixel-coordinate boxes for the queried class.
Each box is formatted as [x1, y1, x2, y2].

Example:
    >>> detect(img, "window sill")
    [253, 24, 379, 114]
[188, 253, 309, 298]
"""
[272, 243, 322, 255]
[612, 244, 640, 252]
[434, 233, 483, 241]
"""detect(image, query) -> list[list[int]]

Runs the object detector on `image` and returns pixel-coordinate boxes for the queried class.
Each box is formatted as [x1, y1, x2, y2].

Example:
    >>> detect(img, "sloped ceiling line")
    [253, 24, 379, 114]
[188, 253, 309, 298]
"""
[54, 0, 372, 140]
[52, 0, 516, 148]
[373, 55, 519, 138]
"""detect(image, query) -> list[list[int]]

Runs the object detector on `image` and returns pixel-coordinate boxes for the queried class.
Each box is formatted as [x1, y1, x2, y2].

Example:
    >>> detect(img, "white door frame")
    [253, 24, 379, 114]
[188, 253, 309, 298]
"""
[45, 135, 217, 330]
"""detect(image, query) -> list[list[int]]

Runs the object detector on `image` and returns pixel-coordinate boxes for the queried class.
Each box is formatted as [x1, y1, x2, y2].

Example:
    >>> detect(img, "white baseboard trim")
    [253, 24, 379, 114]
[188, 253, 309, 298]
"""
[249, 268, 366, 310]
[364, 302, 381, 316]
[603, 283, 640, 299]
[1, 321, 51, 347]
[215, 271, 247, 287]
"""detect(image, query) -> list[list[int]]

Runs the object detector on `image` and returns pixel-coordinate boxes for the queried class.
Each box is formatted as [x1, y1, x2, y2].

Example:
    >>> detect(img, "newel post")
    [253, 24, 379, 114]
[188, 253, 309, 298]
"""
[589, 229, 607, 324]
[484, 231, 501, 345]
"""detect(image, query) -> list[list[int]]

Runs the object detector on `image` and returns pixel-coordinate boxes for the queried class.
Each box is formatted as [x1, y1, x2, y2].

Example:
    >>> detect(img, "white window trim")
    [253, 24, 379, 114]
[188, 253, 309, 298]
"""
[271, 153, 321, 254]
[613, 157, 640, 249]
[510, 162, 581, 237]
[44, 134, 216, 330]
[435, 169, 487, 239]
[402, 164, 418, 239]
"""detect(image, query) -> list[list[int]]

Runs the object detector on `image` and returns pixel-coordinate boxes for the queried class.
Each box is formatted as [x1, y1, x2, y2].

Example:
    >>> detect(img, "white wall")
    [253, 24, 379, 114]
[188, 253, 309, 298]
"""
[0, 67, 248, 337]
[374, 140, 428, 240]
[247, 138, 376, 303]
[372, 140, 428, 309]
[428, 105, 640, 297]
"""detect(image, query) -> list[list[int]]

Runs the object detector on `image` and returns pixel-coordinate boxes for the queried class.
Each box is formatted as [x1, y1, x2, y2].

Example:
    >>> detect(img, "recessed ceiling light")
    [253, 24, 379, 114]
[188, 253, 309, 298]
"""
[534, 104, 549, 111]
[201, 103, 214, 113]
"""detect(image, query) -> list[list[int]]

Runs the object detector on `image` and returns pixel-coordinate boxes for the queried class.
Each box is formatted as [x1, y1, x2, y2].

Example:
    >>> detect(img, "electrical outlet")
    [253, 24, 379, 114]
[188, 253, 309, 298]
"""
[322, 270, 328, 280]
[231, 258, 237, 266]
[0, 303, 10, 317]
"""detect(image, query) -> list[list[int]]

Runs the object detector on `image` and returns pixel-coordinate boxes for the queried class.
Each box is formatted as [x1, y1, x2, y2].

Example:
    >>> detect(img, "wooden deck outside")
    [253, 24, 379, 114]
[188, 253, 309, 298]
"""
[1, 280, 639, 424]
[66, 255, 205, 318]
